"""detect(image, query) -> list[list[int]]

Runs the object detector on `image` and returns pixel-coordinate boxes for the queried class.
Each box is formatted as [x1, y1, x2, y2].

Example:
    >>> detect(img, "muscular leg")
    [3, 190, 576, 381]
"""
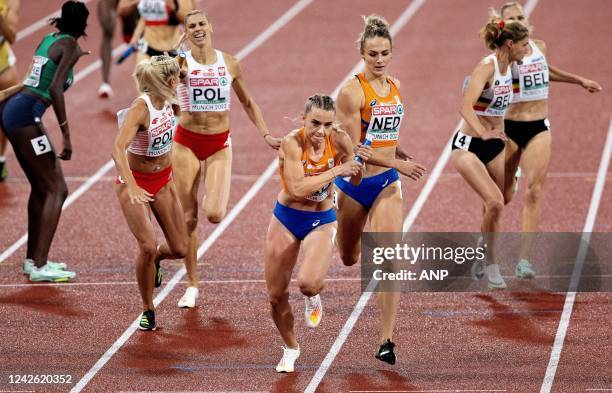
[264, 216, 300, 349]
[452, 149, 505, 263]
[172, 143, 201, 287]
[335, 189, 368, 266]
[97, 0, 117, 85]
[369, 183, 403, 344]
[518, 131, 551, 260]
[151, 181, 188, 260]
[298, 223, 336, 297]
[6, 124, 68, 267]
[203, 147, 232, 223]
[116, 184, 157, 311]
[503, 138, 521, 204]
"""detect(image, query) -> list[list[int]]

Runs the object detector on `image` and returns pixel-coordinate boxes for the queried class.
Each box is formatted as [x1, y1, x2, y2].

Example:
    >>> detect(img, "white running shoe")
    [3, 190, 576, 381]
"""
[304, 294, 323, 328]
[515, 259, 536, 279]
[485, 264, 507, 289]
[29, 264, 76, 282]
[275, 345, 300, 373]
[97, 83, 113, 98]
[23, 259, 67, 275]
[177, 286, 199, 308]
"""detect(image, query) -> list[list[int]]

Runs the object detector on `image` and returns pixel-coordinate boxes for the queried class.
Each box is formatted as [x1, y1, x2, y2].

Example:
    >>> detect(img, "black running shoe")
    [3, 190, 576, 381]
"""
[154, 260, 163, 288]
[139, 309, 156, 331]
[375, 339, 396, 365]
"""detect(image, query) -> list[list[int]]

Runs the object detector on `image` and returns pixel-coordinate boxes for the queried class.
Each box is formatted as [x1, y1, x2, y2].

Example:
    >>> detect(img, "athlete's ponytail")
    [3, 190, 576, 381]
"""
[480, 10, 528, 50]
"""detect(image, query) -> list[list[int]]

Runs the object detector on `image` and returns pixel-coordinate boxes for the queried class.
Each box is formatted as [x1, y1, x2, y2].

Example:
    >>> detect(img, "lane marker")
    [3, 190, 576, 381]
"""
[68, 2, 314, 391]
[306, 1, 543, 391]
[540, 118, 612, 393]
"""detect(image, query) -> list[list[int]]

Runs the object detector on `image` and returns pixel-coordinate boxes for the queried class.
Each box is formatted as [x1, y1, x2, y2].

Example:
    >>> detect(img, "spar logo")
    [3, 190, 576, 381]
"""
[372, 104, 402, 116]
[190, 78, 219, 87]
[519, 63, 544, 73]
[150, 119, 171, 137]
[494, 85, 511, 95]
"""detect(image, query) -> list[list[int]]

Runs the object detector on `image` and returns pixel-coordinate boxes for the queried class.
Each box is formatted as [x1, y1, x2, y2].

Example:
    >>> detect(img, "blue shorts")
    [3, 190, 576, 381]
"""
[273, 201, 336, 241]
[334, 168, 400, 209]
[1, 92, 47, 134]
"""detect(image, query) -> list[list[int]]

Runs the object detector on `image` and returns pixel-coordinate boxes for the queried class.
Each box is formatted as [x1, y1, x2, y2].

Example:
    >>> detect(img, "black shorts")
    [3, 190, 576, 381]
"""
[451, 131, 505, 165]
[138, 39, 178, 58]
[505, 118, 550, 149]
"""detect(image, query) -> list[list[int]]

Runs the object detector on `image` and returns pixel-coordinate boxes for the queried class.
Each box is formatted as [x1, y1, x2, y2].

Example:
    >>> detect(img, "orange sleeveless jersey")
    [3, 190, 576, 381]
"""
[357, 73, 404, 149]
[280, 128, 337, 202]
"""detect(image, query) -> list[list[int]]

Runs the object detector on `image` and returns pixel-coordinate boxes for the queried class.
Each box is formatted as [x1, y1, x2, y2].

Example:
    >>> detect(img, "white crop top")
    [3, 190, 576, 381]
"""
[511, 40, 549, 103]
[119, 94, 176, 157]
[470, 54, 513, 117]
[177, 50, 233, 112]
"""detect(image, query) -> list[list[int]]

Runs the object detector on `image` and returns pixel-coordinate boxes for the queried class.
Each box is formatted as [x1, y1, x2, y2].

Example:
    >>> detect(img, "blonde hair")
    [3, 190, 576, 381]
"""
[480, 10, 529, 50]
[134, 55, 180, 103]
[358, 14, 392, 54]
[500, 1, 523, 16]
[184, 9, 208, 29]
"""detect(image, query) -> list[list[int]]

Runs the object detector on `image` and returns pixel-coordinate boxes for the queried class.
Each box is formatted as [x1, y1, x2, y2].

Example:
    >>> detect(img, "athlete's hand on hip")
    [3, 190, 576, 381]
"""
[581, 78, 603, 93]
[127, 185, 154, 205]
[57, 138, 72, 160]
[264, 134, 282, 150]
[354, 144, 373, 162]
[336, 160, 362, 177]
[395, 159, 426, 181]
[481, 129, 507, 142]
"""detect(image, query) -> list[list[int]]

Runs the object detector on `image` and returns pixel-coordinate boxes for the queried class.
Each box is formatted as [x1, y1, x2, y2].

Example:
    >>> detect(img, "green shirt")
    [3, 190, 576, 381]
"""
[23, 33, 76, 101]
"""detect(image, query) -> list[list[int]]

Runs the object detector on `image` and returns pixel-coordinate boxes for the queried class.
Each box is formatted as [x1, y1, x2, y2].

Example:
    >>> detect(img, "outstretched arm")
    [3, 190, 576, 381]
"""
[228, 53, 280, 149]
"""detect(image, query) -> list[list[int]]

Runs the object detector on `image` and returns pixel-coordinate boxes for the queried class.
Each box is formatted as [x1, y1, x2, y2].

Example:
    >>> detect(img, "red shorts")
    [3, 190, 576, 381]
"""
[174, 125, 231, 161]
[115, 166, 173, 196]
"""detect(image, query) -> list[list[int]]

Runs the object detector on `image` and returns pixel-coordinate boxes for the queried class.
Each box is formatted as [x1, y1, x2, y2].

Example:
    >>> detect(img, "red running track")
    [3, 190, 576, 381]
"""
[0, 0, 610, 392]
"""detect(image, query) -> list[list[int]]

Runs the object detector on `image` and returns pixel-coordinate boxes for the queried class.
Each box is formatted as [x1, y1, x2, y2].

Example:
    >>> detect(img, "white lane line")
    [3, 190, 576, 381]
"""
[68, 2, 313, 391]
[349, 390, 507, 393]
[540, 118, 612, 393]
[16, 0, 95, 42]
[306, 1, 543, 391]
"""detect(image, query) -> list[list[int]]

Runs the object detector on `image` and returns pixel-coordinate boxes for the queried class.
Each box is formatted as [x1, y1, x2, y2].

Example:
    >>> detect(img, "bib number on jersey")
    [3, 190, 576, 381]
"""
[23, 56, 49, 88]
[30, 135, 52, 156]
[151, 128, 174, 151]
[453, 131, 472, 151]
[139, 0, 169, 22]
